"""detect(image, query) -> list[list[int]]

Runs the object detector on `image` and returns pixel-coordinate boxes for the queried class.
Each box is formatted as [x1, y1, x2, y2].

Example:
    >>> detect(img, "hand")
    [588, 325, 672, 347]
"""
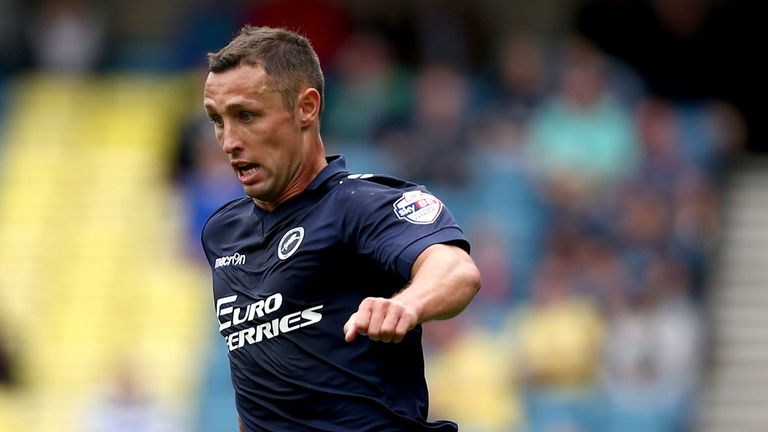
[343, 297, 418, 343]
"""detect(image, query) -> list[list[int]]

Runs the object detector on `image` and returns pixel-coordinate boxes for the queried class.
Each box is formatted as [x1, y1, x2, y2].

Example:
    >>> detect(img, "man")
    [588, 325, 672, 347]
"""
[201, 25, 481, 432]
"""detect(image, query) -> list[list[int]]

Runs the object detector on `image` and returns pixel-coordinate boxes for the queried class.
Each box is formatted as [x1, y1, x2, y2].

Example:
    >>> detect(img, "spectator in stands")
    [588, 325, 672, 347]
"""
[645, 258, 703, 402]
[527, 36, 638, 215]
[26, 0, 108, 72]
[634, 99, 687, 193]
[601, 255, 702, 432]
[427, 325, 522, 432]
[513, 244, 605, 432]
[413, 0, 489, 69]
[612, 181, 672, 292]
[573, 237, 632, 313]
[380, 63, 473, 188]
[675, 101, 744, 180]
[477, 32, 550, 131]
[671, 171, 719, 294]
[80, 361, 182, 432]
[323, 30, 413, 144]
[461, 219, 515, 323]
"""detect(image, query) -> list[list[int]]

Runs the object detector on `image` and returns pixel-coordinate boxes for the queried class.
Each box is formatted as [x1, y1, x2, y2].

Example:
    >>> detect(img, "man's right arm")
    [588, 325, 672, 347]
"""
[344, 243, 481, 343]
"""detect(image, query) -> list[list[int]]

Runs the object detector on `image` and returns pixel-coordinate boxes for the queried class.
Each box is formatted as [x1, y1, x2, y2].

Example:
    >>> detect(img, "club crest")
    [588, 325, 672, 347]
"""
[278, 227, 304, 260]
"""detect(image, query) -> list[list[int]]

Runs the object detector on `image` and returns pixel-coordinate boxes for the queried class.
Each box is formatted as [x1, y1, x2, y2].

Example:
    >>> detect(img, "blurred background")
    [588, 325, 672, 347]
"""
[0, 0, 765, 431]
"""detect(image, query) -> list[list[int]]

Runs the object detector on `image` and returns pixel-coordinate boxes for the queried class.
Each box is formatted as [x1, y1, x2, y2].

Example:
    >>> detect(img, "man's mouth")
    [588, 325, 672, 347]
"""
[238, 164, 259, 176]
[232, 162, 261, 183]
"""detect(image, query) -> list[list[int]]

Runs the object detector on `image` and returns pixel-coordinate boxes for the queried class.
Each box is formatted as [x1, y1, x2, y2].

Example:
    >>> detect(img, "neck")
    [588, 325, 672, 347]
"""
[254, 136, 327, 212]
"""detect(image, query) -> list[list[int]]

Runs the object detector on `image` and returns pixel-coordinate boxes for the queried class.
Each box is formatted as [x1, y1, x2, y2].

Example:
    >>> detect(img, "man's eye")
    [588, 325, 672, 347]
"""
[239, 112, 254, 122]
[210, 115, 224, 127]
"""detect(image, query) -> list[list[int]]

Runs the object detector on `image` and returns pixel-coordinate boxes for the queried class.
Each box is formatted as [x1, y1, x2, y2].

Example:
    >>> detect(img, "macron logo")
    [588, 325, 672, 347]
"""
[215, 252, 246, 269]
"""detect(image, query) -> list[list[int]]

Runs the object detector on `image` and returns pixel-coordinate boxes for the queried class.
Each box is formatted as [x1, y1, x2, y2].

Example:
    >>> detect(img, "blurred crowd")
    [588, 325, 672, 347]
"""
[0, 0, 757, 431]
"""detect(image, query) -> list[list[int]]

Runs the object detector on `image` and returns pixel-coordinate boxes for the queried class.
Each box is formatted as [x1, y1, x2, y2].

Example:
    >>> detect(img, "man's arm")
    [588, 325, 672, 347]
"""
[344, 243, 481, 343]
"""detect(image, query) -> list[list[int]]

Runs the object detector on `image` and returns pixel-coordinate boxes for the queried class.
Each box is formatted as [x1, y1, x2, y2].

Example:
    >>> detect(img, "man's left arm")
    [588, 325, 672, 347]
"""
[344, 243, 481, 343]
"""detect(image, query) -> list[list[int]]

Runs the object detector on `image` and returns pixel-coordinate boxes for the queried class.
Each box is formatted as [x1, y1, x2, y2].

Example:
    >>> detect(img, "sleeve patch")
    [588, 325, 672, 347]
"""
[392, 191, 443, 225]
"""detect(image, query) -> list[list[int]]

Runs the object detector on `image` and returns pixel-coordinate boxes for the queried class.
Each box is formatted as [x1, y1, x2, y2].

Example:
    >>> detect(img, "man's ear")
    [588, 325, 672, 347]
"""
[297, 88, 321, 127]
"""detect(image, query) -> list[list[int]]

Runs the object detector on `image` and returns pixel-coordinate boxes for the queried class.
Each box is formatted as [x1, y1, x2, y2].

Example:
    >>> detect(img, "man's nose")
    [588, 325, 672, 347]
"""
[220, 123, 244, 154]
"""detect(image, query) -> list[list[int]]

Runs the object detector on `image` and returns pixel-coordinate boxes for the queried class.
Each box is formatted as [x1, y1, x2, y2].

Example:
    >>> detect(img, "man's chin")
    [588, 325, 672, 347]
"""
[243, 187, 277, 207]
[243, 188, 262, 200]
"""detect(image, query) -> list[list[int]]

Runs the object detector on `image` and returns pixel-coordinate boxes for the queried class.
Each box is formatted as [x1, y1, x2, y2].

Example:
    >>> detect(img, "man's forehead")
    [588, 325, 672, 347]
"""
[204, 65, 273, 102]
[207, 63, 271, 85]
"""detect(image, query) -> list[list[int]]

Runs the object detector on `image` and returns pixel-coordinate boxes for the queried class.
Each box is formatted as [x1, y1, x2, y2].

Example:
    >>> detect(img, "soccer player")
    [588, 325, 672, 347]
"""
[201, 25, 481, 432]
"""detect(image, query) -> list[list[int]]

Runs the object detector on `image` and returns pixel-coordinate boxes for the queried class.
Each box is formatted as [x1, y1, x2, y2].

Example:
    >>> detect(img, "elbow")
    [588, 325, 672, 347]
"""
[455, 255, 481, 310]
[464, 259, 482, 299]
[446, 260, 481, 320]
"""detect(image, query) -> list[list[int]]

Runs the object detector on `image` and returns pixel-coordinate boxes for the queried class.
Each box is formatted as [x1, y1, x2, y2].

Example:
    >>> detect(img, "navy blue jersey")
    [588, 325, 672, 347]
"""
[201, 156, 469, 432]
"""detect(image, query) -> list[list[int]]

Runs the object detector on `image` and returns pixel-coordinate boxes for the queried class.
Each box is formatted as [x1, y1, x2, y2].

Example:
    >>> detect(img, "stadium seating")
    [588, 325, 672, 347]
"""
[0, 74, 210, 432]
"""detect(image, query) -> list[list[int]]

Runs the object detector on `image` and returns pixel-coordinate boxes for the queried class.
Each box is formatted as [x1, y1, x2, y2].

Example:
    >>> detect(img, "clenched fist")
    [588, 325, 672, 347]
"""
[343, 297, 419, 343]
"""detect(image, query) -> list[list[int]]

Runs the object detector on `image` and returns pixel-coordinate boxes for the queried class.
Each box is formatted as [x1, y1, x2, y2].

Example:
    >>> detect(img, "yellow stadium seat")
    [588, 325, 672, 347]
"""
[0, 74, 209, 432]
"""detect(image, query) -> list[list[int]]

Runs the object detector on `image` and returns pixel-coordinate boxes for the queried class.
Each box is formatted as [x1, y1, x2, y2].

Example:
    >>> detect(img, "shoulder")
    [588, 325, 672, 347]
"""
[327, 173, 428, 212]
[207, 196, 251, 223]
[328, 173, 448, 225]
[331, 173, 422, 198]
[201, 197, 251, 240]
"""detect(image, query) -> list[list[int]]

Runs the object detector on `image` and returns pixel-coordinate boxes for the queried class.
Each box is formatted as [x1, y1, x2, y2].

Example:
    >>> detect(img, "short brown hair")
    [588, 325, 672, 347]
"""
[208, 25, 324, 113]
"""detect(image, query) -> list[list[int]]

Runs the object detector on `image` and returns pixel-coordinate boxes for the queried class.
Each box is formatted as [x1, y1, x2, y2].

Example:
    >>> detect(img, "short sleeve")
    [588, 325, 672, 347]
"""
[338, 181, 470, 281]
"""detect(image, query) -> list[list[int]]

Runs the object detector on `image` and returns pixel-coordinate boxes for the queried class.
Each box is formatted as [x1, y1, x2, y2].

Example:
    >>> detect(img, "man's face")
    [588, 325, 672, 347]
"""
[203, 64, 304, 204]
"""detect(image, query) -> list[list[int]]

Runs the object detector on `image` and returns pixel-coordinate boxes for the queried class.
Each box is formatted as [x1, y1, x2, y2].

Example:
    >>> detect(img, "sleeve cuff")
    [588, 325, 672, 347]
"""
[394, 227, 470, 280]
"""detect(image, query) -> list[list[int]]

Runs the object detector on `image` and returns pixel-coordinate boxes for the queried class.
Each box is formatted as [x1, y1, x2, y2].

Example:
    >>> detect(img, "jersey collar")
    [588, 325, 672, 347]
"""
[251, 155, 348, 217]
[306, 155, 348, 191]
